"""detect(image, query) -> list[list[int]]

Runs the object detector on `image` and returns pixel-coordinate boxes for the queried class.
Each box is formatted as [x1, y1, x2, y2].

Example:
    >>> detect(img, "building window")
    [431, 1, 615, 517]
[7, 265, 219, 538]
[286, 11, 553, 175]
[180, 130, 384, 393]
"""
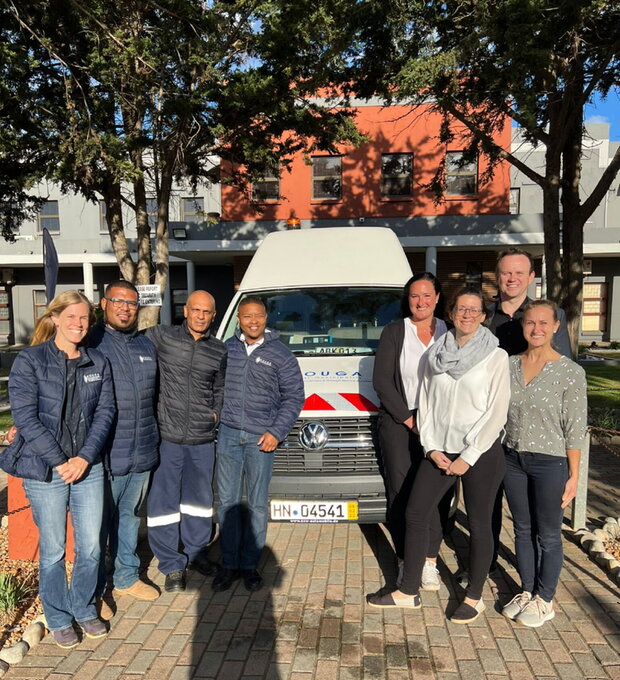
[37, 200, 60, 233]
[445, 152, 477, 196]
[146, 198, 158, 229]
[581, 282, 608, 333]
[33, 289, 48, 321]
[0, 286, 10, 338]
[181, 197, 205, 223]
[312, 156, 341, 200]
[381, 154, 413, 198]
[99, 200, 108, 233]
[172, 289, 188, 324]
[509, 188, 520, 214]
[465, 261, 483, 288]
[252, 168, 280, 202]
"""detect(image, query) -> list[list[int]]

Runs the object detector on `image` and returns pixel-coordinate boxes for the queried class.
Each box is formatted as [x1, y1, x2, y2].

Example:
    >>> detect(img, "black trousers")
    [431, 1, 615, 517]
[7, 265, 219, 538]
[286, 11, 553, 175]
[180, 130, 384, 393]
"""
[401, 439, 506, 600]
[378, 410, 451, 560]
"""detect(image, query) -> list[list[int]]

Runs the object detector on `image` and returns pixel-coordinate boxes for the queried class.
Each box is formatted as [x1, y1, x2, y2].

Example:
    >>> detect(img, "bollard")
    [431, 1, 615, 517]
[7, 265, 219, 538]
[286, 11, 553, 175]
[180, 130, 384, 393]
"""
[569, 431, 589, 530]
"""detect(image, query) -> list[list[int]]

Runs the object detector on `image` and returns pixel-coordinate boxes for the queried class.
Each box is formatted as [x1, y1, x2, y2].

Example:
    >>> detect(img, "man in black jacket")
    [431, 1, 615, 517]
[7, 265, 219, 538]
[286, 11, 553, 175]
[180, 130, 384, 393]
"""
[146, 290, 227, 592]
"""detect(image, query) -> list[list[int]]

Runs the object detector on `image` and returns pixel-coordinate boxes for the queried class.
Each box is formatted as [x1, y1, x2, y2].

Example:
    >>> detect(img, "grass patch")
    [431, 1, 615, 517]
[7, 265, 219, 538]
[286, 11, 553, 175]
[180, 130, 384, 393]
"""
[584, 364, 620, 410]
[0, 573, 32, 615]
[0, 413, 12, 431]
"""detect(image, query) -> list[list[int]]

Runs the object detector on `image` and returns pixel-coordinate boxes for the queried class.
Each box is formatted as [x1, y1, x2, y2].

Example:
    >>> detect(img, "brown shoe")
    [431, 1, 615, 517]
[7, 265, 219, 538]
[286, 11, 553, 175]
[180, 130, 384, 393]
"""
[113, 580, 160, 601]
[97, 596, 115, 620]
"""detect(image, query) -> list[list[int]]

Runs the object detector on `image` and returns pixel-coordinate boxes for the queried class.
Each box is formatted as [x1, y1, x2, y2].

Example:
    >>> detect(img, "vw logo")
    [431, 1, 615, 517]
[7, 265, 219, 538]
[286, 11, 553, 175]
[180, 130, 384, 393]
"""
[299, 422, 329, 450]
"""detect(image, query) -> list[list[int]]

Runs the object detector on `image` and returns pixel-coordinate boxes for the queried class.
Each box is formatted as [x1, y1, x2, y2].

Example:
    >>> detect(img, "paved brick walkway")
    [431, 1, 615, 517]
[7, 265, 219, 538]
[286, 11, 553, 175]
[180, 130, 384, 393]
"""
[2, 445, 619, 680]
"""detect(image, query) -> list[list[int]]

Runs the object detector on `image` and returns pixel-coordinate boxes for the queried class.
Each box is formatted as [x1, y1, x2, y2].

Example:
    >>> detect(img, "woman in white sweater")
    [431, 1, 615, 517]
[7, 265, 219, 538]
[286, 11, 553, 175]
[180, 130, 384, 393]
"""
[368, 286, 510, 624]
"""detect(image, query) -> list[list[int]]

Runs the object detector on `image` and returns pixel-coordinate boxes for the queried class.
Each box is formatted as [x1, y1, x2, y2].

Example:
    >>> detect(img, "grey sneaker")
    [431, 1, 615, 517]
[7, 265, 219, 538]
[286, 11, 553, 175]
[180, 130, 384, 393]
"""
[502, 592, 532, 620]
[515, 595, 555, 628]
[421, 561, 441, 591]
[79, 618, 108, 639]
[52, 626, 79, 649]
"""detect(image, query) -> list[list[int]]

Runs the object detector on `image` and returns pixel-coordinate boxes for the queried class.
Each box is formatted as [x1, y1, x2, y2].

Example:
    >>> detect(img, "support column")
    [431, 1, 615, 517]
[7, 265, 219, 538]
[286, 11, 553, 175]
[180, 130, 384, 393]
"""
[425, 246, 437, 275]
[160, 272, 172, 326]
[82, 261, 94, 302]
[186, 260, 196, 295]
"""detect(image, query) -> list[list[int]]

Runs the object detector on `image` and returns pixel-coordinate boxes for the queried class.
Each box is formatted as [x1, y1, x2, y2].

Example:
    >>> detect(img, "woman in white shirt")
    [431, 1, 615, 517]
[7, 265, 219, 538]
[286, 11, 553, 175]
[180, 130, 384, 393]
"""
[373, 273, 448, 590]
[368, 287, 509, 624]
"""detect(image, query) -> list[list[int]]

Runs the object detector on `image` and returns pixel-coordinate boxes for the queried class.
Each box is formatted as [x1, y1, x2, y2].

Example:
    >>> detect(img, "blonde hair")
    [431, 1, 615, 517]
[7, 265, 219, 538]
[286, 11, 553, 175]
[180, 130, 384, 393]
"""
[30, 290, 95, 346]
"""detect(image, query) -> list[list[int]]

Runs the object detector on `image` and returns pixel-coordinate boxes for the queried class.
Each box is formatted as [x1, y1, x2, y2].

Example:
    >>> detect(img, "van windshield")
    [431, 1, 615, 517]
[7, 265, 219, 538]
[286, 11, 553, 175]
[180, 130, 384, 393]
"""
[221, 287, 403, 356]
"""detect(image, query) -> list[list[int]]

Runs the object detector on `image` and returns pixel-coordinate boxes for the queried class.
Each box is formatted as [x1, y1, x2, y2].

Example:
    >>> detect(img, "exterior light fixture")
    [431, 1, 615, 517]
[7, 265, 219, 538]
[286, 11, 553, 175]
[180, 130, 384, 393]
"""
[172, 227, 187, 240]
[286, 217, 301, 229]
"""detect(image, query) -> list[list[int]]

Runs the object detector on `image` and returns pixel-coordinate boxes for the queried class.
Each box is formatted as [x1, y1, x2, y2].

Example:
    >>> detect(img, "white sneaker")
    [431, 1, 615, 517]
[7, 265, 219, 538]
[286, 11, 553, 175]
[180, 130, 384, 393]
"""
[396, 562, 404, 588]
[421, 561, 441, 591]
[515, 595, 555, 628]
[502, 592, 532, 620]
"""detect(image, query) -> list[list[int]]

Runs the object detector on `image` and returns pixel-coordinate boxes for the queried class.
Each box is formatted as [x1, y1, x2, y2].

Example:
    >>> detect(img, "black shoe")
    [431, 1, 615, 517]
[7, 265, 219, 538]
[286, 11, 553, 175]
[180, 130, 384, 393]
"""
[188, 556, 219, 577]
[164, 570, 186, 592]
[212, 568, 240, 592]
[242, 569, 263, 592]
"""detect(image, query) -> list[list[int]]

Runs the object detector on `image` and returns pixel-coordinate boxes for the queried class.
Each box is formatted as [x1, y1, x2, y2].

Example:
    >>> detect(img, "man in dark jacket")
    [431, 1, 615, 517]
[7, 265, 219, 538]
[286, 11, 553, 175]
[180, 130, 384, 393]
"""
[92, 280, 160, 607]
[213, 297, 304, 593]
[146, 290, 227, 593]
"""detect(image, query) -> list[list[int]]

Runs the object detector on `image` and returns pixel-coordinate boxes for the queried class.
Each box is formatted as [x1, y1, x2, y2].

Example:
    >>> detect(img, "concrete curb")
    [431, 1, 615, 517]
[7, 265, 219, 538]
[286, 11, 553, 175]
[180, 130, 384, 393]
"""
[572, 516, 620, 586]
[0, 618, 46, 677]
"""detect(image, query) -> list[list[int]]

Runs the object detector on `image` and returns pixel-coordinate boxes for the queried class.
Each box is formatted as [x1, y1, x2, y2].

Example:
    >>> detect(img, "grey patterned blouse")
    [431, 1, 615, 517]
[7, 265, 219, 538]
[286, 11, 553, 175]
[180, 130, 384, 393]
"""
[505, 355, 588, 457]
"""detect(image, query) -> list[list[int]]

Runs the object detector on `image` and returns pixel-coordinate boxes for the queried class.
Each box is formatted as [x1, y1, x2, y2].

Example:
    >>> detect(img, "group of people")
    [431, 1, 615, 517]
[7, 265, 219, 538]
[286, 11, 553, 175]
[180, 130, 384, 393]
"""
[4, 282, 304, 649]
[367, 247, 587, 630]
[3, 245, 587, 648]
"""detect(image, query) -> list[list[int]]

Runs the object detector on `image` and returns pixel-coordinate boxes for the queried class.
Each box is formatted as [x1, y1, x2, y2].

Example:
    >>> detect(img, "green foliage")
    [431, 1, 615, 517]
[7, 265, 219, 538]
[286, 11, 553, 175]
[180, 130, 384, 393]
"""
[585, 364, 620, 410]
[589, 407, 618, 433]
[0, 572, 32, 614]
[610, 341, 620, 350]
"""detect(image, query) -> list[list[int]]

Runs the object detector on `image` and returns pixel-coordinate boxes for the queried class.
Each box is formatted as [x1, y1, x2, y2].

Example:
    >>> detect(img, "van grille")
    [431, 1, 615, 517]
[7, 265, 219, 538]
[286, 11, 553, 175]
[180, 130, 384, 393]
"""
[274, 416, 380, 474]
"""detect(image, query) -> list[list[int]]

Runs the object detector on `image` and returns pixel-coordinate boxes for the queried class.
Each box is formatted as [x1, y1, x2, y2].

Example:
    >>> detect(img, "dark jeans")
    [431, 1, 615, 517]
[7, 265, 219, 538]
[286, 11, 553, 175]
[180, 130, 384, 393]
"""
[378, 410, 451, 560]
[401, 439, 505, 601]
[503, 448, 568, 602]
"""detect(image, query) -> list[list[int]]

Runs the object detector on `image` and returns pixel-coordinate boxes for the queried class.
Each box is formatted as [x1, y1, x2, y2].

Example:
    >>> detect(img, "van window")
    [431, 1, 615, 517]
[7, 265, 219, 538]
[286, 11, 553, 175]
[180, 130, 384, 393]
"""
[221, 287, 402, 356]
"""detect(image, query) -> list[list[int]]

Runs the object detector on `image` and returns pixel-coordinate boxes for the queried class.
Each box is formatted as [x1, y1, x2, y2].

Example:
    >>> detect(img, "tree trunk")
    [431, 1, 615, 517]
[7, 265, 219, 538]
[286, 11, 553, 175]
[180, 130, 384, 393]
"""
[560, 87, 585, 358]
[102, 178, 135, 281]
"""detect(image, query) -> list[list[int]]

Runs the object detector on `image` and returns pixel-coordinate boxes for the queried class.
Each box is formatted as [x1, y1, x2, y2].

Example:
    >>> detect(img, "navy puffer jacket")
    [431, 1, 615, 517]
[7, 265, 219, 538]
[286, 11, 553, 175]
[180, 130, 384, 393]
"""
[89, 323, 159, 475]
[4, 339, 115, 481]
[146, 322, 227, 445]
[220, 329, 305, 442]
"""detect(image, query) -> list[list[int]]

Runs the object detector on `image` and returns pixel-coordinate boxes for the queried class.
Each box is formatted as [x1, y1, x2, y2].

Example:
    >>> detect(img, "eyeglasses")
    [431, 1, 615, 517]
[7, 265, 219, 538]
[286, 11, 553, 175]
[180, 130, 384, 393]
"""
[105, 297, 139, 309]
[455, 306, 482, 317]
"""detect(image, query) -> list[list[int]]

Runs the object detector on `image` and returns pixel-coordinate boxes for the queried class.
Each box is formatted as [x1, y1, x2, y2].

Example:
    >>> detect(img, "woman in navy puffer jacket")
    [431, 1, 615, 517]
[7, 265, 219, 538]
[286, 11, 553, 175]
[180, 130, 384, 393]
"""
[4, 291, 114, 648]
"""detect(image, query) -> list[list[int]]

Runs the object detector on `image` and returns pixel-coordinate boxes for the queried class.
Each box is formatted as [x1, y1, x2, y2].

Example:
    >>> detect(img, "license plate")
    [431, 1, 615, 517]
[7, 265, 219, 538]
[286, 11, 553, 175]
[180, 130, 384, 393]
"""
[270, 500, 358, 522]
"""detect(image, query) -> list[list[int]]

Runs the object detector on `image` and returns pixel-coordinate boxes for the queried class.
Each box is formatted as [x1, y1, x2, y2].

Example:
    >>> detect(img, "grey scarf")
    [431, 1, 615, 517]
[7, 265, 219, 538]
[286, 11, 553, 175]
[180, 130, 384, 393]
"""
[427, 325, 499, 380]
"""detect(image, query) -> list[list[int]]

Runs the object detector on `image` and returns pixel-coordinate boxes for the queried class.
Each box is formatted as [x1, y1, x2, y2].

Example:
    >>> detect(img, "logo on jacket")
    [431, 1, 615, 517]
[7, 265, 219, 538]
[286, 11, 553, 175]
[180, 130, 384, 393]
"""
[256, 356, 273, 367]
[139, 355, 153, 362]
[83, 373, 102, 383]
[299, 422, 329, 450]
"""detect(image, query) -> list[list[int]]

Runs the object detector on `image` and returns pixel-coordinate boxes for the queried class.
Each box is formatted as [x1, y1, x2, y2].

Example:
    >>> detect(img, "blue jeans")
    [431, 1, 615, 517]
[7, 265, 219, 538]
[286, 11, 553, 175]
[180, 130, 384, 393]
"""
[503, 448, 568, 602]
[23, 463, 104, 631]
[216, 424, 274, 570]
[98, 470, 150, 593]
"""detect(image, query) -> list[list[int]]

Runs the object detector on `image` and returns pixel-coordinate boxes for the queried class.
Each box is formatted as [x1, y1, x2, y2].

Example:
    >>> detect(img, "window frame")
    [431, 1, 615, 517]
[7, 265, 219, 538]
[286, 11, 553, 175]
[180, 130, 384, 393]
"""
[37, 200, 60, 234]
[380, 153, 413, 199]
[311, 156, 342, 201]
[181, 197, 205, 223]
[251, 166, 281, 203]
[445, 151, 478, 197]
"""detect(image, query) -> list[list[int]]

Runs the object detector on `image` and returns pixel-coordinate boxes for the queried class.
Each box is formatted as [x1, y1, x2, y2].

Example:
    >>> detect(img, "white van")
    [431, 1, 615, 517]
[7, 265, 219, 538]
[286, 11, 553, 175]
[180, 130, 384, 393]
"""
[217, 227, 412, 523]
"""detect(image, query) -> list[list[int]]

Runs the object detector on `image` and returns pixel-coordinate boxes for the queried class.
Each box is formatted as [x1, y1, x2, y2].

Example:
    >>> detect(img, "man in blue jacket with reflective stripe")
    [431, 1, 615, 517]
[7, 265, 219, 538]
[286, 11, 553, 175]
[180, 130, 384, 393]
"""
[214, 297, 305, 592]
[91, 280, 159, 609]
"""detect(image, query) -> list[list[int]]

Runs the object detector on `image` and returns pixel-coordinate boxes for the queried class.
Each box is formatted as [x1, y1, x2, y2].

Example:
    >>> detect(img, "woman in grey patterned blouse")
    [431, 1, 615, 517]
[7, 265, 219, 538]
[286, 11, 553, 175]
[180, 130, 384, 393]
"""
[502, 300, 587, 628]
